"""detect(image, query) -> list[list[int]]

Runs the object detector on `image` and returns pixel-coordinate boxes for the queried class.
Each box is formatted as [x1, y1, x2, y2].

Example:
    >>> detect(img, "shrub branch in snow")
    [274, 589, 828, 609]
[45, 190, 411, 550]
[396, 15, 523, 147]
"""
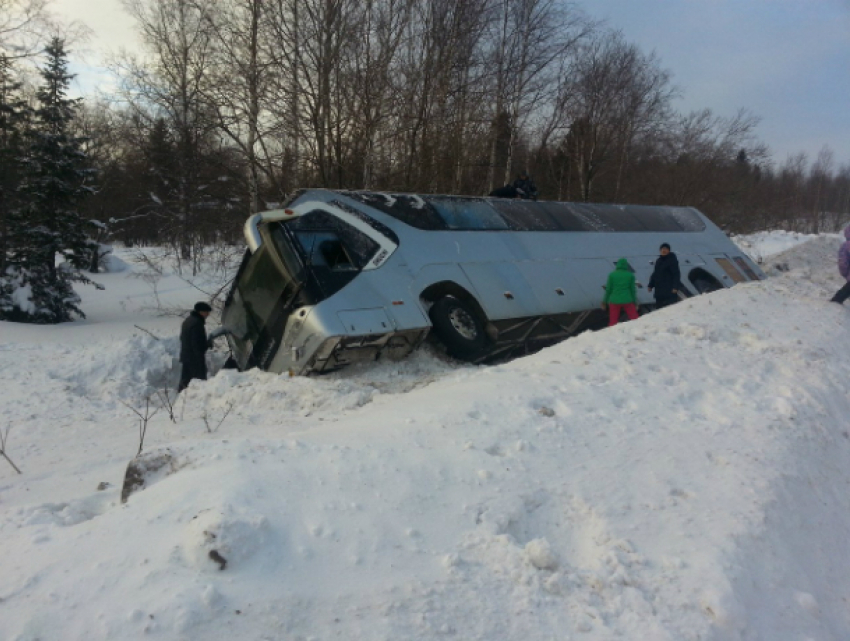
[156, 388, 178, 423]
[133, 324, 161, 340]
[0, 426, 22, 474]
[127, 246, 239, 318]
[120, 396, 159, 457]
[202, 402, 234, 434]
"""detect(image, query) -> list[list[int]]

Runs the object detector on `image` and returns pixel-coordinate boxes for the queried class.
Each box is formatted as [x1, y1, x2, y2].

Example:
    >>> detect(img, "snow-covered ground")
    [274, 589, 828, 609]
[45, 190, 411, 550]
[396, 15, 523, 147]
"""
[2, 232, 850, 640]
[732, 230, 842, 265]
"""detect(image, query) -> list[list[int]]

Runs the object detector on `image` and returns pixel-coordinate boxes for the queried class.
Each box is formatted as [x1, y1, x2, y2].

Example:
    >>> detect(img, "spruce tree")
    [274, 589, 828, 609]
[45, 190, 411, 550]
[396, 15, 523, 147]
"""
[2, 38, 99, 323]
[0, 54, 32, 317]
[0, 54, 31, 272]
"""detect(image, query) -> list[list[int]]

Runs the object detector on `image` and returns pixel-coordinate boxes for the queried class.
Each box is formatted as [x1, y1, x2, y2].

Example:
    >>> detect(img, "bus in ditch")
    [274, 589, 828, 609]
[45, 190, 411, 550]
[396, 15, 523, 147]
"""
[221, 189, 764, 374]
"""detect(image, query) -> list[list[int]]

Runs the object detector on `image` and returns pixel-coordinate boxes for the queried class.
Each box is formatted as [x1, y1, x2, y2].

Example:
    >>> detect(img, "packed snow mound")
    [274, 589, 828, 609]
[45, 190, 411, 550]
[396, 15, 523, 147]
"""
[102, 252, 130, 273]
[54, 334, 182, 401]
[2, 232, 850, 641]
[762, 234, 843, 283]
[733, 229, 841, 261]
[179, 343, 469, 418]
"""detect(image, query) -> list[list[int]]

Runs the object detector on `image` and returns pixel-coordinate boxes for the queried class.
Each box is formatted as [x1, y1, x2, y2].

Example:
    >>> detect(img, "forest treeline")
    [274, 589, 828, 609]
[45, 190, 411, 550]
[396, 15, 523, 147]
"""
[2, 0, 850, 287]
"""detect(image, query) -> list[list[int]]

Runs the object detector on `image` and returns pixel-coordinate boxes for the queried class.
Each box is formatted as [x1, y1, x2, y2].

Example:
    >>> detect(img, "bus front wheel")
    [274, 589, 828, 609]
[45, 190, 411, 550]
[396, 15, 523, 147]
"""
[429, 296, 489, 361]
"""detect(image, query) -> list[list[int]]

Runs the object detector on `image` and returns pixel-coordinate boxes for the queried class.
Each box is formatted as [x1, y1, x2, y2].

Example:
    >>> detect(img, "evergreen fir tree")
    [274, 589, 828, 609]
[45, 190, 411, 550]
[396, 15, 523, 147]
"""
[0, 54, 31, 273]
[2, 38, 100, 323]
[0, 54, 33, 317]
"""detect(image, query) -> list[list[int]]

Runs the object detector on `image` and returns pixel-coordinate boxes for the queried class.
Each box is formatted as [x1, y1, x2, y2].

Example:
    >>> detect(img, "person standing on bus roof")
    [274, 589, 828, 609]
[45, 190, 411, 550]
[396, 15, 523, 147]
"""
[179, 301, 212, 392]
[602, 258, 639, 326]
[648, 243, 681, 309]
[830, 224, 850, 304]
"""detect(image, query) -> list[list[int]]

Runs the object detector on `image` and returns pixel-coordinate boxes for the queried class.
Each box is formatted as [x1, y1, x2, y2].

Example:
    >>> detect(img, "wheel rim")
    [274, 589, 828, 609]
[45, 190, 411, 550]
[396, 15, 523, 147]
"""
[448, 307, 478, 340]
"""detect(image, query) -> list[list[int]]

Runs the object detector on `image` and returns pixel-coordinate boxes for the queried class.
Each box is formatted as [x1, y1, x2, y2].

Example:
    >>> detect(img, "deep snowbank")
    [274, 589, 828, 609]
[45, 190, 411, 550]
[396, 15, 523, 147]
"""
[2, 235, 850, 640]
[733, 230, 841, 263]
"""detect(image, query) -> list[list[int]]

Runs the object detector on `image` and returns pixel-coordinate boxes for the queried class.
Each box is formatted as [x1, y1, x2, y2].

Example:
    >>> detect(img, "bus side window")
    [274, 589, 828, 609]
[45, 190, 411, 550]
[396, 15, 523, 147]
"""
[320, 239, 356, 270]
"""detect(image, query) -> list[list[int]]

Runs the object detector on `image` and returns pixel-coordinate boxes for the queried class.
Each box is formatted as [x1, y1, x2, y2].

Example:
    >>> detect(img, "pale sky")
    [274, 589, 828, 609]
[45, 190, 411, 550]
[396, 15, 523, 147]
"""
[587, 0, 850, 167]
[52, 0, 850, 168]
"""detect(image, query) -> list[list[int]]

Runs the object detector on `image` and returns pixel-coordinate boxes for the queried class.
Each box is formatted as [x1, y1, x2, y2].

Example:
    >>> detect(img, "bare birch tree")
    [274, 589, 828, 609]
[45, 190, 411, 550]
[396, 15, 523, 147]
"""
[810, 145, 834, 233]
[119, 0, 219, 269]
[484, 0, 590, 192]
[203, 0, 280, 213]
[0, 0, 52, 58]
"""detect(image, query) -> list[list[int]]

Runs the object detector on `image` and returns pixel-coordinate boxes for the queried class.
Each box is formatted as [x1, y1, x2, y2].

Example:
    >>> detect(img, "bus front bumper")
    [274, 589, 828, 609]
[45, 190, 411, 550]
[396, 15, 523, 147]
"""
[271, 328, 429, 375]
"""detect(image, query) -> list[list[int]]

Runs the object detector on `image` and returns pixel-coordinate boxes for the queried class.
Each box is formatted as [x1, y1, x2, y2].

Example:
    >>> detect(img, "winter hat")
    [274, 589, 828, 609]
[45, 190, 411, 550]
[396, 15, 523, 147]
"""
[194, 301, 212, 313]
[660, 243, 671, 251]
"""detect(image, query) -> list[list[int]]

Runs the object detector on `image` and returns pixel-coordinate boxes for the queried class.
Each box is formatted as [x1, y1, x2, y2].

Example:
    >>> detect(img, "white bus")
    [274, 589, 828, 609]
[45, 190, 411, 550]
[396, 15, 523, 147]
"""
[222, 189, 763, 374]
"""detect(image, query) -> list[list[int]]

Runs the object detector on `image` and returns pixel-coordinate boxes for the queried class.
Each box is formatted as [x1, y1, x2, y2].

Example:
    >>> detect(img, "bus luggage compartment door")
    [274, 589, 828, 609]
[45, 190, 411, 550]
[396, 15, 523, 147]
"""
[515, 260, 595, 314]
[459, 262, 543, 319]
[337, 308, 394, 335]
[567, 258, 641, 306]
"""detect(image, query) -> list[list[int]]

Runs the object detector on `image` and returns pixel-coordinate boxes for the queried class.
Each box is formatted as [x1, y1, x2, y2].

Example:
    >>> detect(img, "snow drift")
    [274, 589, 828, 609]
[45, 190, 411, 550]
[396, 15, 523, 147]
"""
[1, 235, 850, 640]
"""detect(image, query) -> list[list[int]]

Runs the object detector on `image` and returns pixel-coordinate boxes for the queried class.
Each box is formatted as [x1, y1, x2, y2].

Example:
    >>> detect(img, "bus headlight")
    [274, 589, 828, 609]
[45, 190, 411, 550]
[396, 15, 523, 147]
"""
[283, 321, 302, 347]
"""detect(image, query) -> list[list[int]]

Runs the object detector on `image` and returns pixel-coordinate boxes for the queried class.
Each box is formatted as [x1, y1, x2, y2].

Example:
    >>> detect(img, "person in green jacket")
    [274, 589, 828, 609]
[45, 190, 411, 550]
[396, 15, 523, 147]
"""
[602, 258, 639, 326]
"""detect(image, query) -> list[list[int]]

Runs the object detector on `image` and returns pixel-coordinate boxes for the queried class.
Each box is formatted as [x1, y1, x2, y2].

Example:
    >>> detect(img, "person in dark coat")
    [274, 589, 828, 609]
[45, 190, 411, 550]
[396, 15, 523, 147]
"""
[489, 184, 520, 198]
[512, 172, 538, 200]
[648, 243, 681, 309]
[830, 224, 850, 304]
[178, 301, 211, 392]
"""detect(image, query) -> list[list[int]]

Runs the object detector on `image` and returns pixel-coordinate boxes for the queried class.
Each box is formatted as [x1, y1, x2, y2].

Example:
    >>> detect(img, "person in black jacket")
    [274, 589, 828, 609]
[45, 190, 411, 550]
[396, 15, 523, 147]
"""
[512, 172, 538, 200]
[178, 302, 212, 392]
[648, 243, 681, 309]
[489, 184, 520, 198]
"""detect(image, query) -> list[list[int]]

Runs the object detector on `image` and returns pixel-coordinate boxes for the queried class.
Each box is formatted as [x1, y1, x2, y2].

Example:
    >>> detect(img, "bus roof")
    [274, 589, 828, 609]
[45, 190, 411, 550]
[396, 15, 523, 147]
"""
[339, 191, 707, 233]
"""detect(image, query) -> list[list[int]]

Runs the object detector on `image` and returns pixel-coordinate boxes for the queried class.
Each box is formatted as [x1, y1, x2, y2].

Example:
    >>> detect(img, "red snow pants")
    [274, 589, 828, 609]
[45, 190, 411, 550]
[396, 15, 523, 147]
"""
[608, 303, 639, 326]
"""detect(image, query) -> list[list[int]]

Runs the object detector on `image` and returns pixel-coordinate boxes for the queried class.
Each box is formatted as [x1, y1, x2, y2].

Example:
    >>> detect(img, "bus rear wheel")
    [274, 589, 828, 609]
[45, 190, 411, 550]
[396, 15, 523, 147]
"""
[429, 296, 489, 361]
[693, 278, 721, 294]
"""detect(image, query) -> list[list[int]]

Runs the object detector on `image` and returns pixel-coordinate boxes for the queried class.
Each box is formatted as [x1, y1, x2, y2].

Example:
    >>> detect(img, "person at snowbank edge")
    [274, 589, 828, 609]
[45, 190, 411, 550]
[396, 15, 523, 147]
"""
[602, 258, 639, 326]
[179, 302, 211, 392]
[648, 242, 681, 309]
[830, 225, 850, 304]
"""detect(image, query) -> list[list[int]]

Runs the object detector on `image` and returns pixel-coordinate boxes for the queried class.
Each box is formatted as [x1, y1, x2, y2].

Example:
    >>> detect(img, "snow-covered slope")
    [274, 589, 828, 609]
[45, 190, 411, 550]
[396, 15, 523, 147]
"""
[733, 230, 842, 264]
[2, 235, 850, 640]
